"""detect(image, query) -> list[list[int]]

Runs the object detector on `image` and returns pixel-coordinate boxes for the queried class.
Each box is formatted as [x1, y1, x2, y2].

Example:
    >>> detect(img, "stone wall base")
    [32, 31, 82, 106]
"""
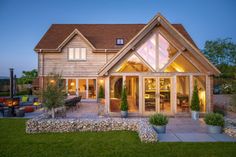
[26, 114, 158, 143]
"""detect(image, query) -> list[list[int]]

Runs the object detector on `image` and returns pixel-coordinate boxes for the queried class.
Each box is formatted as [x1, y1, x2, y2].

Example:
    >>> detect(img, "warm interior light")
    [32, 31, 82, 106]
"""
[99, 79, 104, 84]
[50, 79, 55, 83]
[70, 82, 75, 86]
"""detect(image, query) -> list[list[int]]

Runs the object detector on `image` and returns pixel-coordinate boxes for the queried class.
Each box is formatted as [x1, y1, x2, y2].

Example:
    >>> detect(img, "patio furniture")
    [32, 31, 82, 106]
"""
[65, 96, 81, 111]
[19, 95, 37, 107]
[15, 108, 25, 117]
[3, 107, 13, 117]
[24, 106, 35, 113]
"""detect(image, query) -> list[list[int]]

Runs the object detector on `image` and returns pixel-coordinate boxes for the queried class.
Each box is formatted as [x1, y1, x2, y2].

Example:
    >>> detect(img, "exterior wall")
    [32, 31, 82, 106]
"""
[38, 35, 110, 77]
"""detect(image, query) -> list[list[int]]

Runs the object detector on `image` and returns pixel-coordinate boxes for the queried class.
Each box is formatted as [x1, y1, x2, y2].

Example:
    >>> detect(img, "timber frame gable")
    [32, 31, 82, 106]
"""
[98, 13, 220, 76]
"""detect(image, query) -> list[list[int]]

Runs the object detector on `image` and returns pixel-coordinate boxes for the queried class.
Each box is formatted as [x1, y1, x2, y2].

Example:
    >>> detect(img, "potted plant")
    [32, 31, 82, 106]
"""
[190, 81, 200, 120]
[120, 84, 128, 118]
[98, 85, 105, 105]
[204, 113, 224, 134]
[149, 113, 168, 133]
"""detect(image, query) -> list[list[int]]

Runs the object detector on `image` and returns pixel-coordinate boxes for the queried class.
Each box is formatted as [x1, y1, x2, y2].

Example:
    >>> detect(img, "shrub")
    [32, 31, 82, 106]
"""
[120, 84, 128, 111]
[213, 105, 225, 116]
[191, 81, 200, 111]
[98, 85, 105, 99]
[204, 113, 224, 127]
[149, 113, 168, 126]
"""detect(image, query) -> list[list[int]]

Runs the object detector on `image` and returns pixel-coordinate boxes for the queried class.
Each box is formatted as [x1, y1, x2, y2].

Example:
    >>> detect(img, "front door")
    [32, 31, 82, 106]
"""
[143, 77, 172, 114]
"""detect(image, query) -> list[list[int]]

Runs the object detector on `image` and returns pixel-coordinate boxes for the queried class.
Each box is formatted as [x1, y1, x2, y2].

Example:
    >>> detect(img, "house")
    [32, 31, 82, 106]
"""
[34, 13, 220, 116]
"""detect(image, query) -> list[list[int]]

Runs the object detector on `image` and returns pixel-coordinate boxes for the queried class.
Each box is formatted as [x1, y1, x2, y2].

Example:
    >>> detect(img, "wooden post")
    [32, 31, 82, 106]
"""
[172, 75, 177, 114]
[105, 76, 110, 114]
[139, 75, 143, 115]
[206, 75, 211, 113]
[76, 79, 78, 96]
[189, 75, 193, 103]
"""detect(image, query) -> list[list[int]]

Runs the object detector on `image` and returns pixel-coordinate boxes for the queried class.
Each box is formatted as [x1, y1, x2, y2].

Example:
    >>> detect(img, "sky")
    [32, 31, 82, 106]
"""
[0, 0, 236, 77]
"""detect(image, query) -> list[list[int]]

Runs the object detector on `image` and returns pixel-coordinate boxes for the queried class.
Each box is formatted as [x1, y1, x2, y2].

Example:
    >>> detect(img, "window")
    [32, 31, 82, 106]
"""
[137, 34, 156, 69]
[68, 48, 86, 60]
[116, 54, 151, 72]
[116, 38, 124, 45]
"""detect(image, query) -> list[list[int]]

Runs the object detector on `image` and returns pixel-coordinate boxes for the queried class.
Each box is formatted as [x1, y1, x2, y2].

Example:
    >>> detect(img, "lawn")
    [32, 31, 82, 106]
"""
[0, 119, 235, 157]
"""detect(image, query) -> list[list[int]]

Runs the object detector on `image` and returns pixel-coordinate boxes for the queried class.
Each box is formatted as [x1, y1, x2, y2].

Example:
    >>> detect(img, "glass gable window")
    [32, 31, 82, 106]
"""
[137, 34, 156, 69]
[116, 54, 151, 72]
[164, 54, 199, 72]
[159, 34, 178, 69]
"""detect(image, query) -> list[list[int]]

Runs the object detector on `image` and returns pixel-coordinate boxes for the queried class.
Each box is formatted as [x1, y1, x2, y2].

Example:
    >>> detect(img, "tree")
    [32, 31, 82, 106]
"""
[41, 73, 66, 118]
[203, 38, 236, 94]
[191, 81, 200, 111]
[203, 38, 236, 66]
[120, 84, 128, 111]
[17, 69, 38, 84]
[98, 85, 105, 99]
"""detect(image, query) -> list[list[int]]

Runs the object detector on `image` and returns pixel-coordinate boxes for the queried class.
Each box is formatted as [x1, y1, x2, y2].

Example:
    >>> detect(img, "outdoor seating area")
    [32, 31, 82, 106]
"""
[0, 95, 42, 117]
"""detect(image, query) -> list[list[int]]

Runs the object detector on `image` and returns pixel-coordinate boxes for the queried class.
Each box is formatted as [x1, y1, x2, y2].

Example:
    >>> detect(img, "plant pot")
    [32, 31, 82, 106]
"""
[121, 111, 128, 118]
[153, 125, 166, 133]
[191, 111, 199, 120]
[207, 125, 222, 134]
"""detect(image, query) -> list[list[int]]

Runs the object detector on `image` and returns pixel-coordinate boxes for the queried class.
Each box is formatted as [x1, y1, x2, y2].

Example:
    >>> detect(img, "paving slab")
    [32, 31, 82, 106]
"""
[158, 133, 181, 142]
[208, 134, 236, 142]
[174, 133, 216, 142]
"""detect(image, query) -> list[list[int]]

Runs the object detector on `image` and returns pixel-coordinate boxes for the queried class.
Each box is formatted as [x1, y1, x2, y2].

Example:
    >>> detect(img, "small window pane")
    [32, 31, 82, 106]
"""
[81, 48, 86, 60]
[68, 48, 74, 60]
[116, 38, 124, 45]
[74, 48, 80, 60]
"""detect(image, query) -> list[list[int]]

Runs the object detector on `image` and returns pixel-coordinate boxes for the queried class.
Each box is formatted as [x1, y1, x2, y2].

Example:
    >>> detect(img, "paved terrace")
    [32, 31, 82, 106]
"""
[2, 102, 235, 142]
[66, 102, 236, 142]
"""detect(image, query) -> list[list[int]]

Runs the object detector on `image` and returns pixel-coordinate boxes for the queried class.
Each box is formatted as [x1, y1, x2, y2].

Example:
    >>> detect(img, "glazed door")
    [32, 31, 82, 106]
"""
[143, 77, 172, 114]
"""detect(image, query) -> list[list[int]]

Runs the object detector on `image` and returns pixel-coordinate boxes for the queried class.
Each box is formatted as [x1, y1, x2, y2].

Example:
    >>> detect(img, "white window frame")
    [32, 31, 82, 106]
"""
[68, 47, 87, 61]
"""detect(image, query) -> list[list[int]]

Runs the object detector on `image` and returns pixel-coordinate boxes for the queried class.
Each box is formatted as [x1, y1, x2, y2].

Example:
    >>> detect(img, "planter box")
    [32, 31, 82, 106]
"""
[153, 125, 166, 133]
[121, 111, 128, 118]
[191, 111, 199, 120]
[207, 125, 222, 134]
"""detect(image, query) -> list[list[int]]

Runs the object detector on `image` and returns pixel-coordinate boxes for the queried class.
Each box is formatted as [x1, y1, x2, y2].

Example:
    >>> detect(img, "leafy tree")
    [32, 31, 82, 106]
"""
[17, 69, 38, 84]
[191, 81, 200, 111]
[203, 38, 236, 66]
[41, 73, 66, 118]
[203, 38, 236, 94]
[120, 84, 128, 111]
[98, 85, 105, 99]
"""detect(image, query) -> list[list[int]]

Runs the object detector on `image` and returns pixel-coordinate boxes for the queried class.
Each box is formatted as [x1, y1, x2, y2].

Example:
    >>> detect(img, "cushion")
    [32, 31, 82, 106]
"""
[24, 106, 35, 113]
[21, 96, 28, 102]
[28, 96, 35, 103]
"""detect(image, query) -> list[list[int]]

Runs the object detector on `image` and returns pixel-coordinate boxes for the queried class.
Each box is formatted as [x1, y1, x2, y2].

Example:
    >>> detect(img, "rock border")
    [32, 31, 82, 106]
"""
[26, 114, 158, 143]
[224, 118, 236, 138]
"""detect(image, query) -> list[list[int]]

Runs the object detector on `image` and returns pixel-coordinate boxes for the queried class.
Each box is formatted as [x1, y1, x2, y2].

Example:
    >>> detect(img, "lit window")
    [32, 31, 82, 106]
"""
[68, 48, 86, 60]
[116, 38, 124, 45]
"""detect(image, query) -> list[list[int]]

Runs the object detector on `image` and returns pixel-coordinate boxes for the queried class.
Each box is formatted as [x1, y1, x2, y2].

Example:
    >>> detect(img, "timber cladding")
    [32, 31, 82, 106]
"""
[39, 35, 115, 77]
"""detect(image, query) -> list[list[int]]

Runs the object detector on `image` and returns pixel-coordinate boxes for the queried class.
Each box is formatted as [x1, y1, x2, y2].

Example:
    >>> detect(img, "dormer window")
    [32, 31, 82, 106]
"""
[116, 38, 124, 45]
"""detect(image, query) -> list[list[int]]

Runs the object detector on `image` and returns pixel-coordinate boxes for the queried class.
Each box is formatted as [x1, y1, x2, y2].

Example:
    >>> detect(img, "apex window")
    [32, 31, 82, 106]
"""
[116, 38, 124, 45]
[68, 48, 86, 60]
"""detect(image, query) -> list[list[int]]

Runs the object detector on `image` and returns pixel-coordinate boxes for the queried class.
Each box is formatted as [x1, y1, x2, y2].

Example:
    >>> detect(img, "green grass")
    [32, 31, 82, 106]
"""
[0, 119, 236, 157]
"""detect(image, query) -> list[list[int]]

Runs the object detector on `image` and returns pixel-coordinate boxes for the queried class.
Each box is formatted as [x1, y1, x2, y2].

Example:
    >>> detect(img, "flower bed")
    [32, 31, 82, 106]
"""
[26, 114, 158, 143]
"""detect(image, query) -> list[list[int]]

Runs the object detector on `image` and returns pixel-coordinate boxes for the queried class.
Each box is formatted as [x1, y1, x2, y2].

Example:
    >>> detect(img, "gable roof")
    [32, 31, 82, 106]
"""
[98, 13, 220, 75]
[34, 23, 198, 52]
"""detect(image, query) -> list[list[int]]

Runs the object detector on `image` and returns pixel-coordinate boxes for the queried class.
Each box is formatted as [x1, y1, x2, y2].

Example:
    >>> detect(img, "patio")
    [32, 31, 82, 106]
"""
[159, 118, 236, 142]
